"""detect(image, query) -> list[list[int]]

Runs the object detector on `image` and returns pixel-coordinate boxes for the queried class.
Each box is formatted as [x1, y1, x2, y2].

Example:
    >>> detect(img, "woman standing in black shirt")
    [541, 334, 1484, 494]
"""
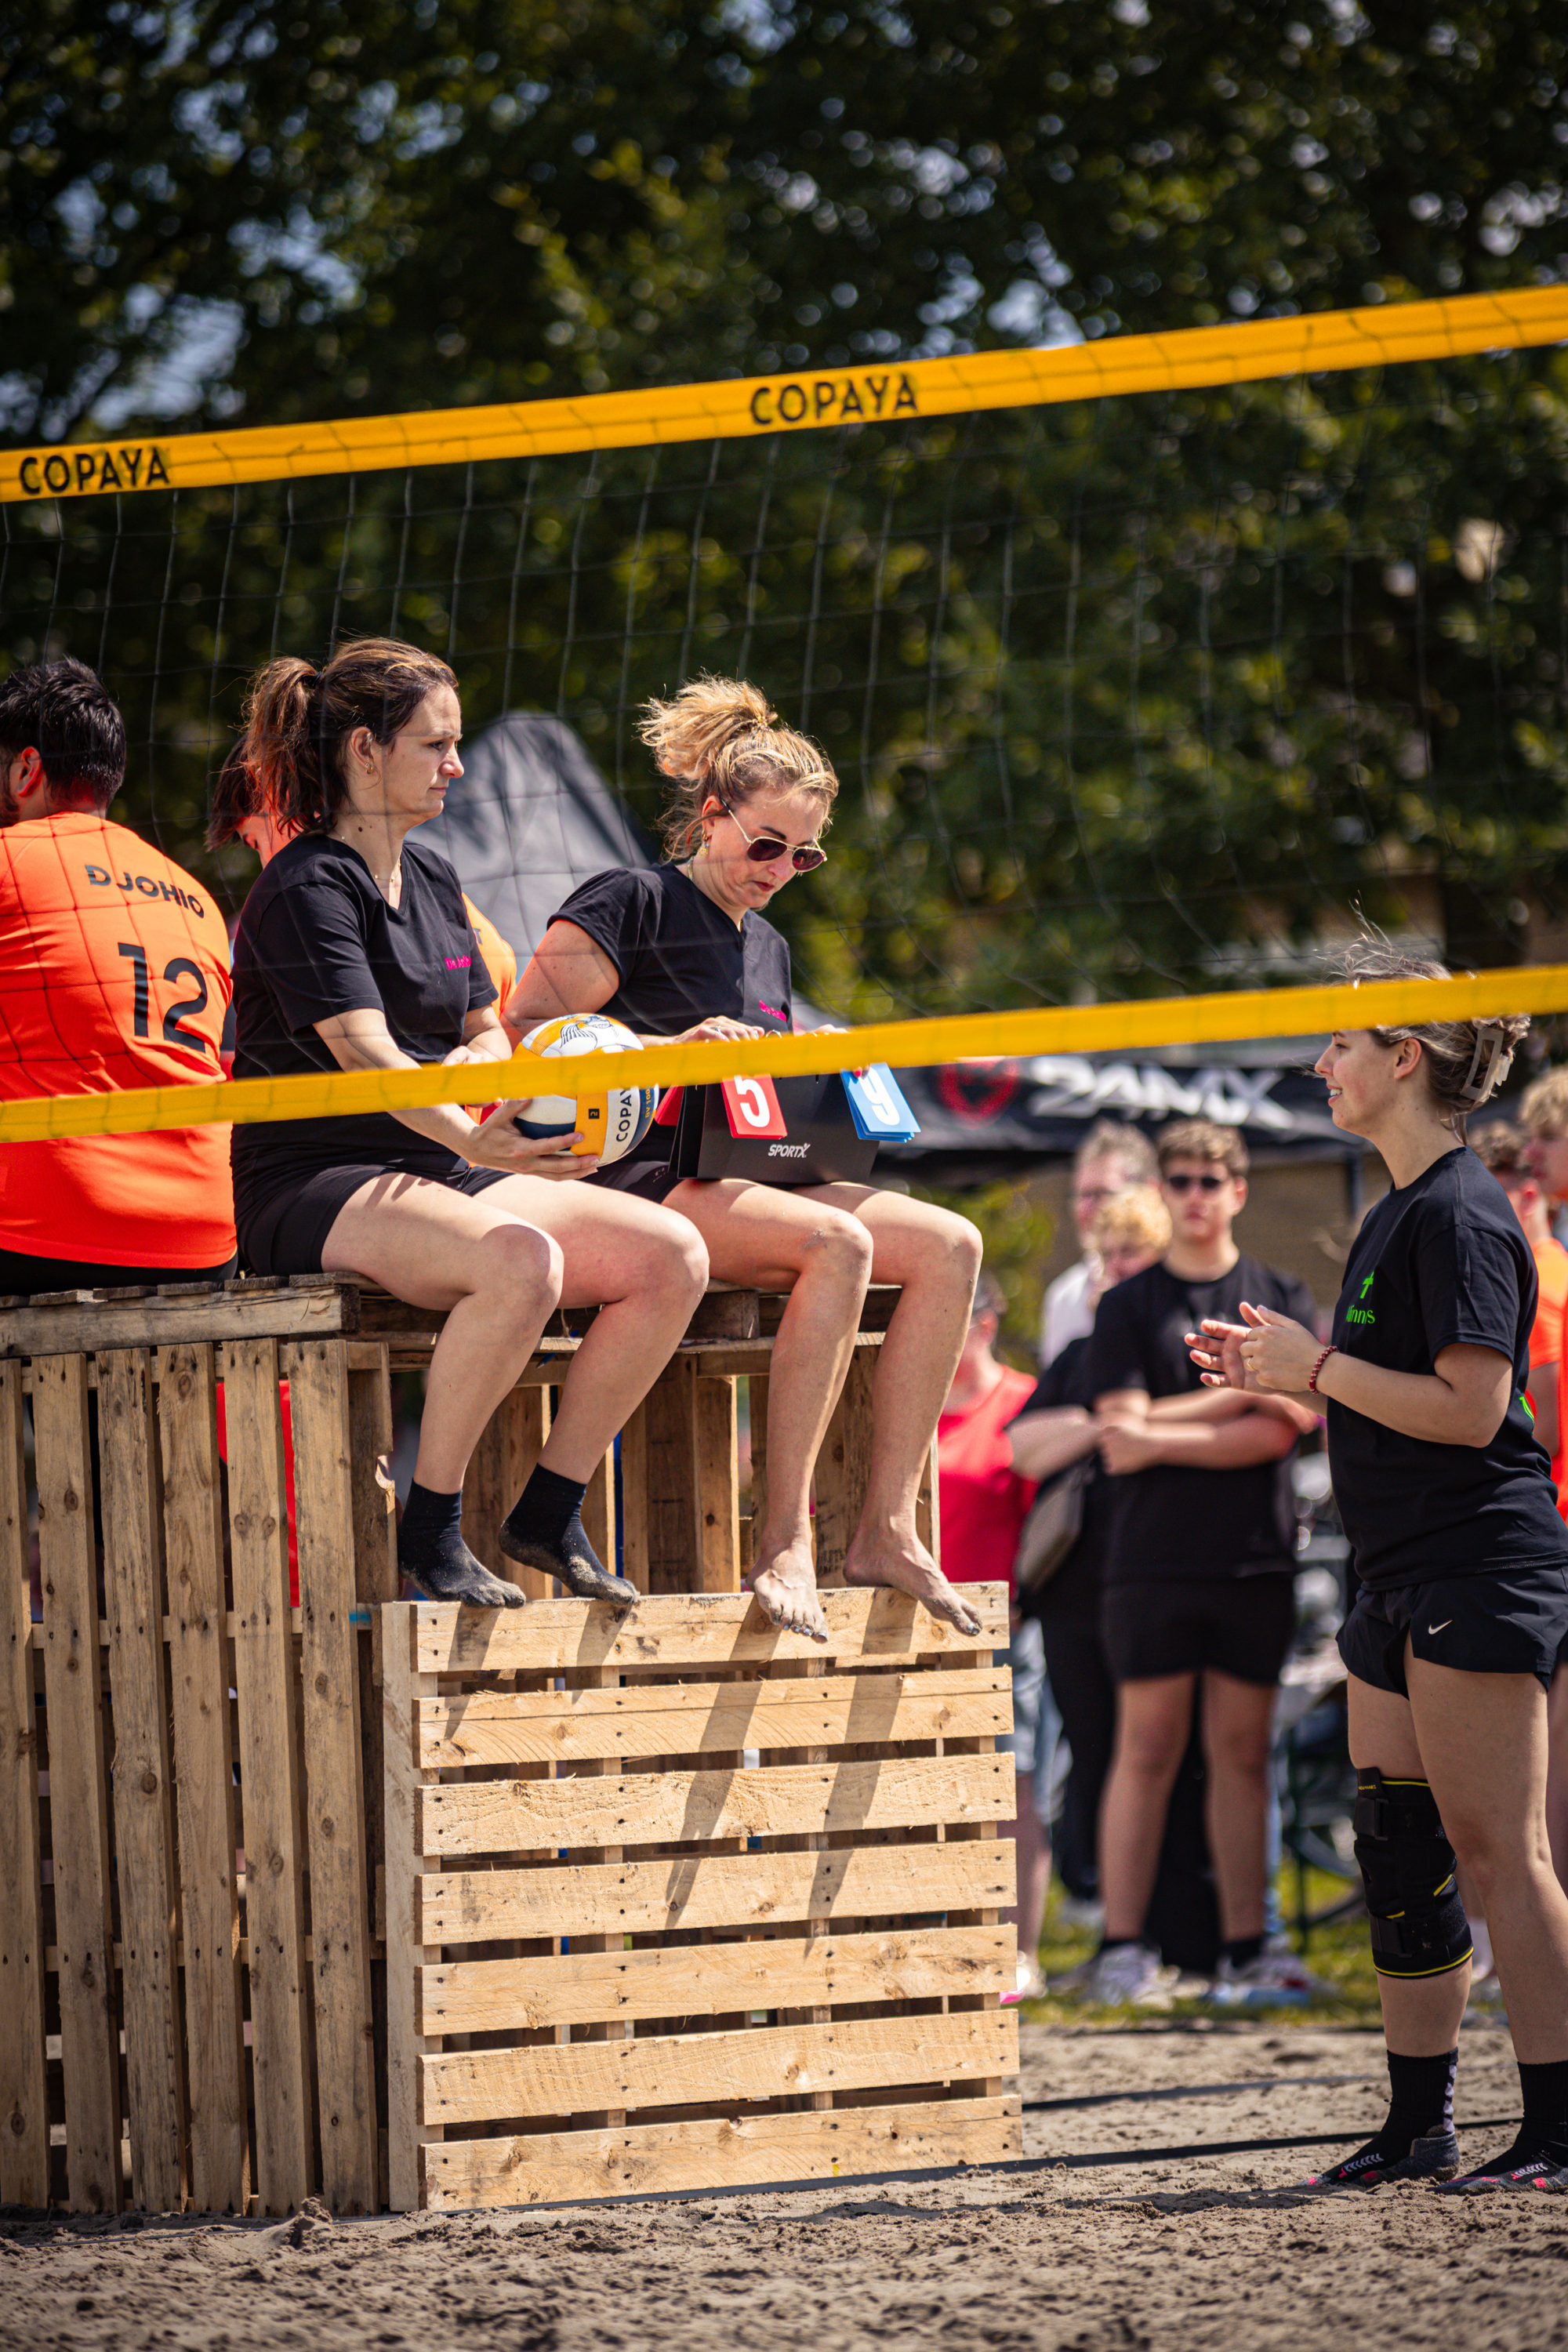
[1192, 945, 1568, 2194]
[504, 676, 985, 1646]
[229, 641, 709, 1610]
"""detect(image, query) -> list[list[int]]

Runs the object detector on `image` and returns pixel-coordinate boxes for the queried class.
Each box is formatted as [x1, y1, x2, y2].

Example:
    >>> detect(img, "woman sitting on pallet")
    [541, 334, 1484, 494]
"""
[227, 637, 710, 1612]
[503, 674, 985, 1646]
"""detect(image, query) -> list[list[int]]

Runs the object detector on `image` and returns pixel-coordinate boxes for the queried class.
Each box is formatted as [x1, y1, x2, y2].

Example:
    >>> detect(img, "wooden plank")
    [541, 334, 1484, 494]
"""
[685, 1287, 761, 1341]
[916, 1437, 940, 1566]
[423, 1836, 1015, 1946]
[381, 1608, 441, 2213]
[346, 1346, 398, 1603]
[223, 1337, 310, 2215]
[0, 1287, 354, 1359]
[0, 1359, 49, 2207]
[32, 1353, 122, 2213]
[572, 1661, 626, 2131]
[97, 1351, 187, 2214]
[282, 1340, 379, 2216]
[422, 2006, 1015, 2129]
[423, 2093, 1022, 2209]
[412, 1584, 1010, 1676]
[419, 1750, 1010, 1857]
[418, 1923, 1011, 2035]
[156, 1343, 249, 2216]
[692, 1374, 739, 1593]
[642, 1359, 699, 1595]
[811, 1352, 876, 1588]
[618, 1403, 648, 1594]
[581, 1449, 616, 1574]
[416, 1668, 1011, 1767]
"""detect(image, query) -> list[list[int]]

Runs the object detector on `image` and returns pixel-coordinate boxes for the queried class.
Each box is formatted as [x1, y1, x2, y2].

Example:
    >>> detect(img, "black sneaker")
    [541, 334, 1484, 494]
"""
[1437, 2142, 1568, 2194]
[1298, 2132, 1461, 2190]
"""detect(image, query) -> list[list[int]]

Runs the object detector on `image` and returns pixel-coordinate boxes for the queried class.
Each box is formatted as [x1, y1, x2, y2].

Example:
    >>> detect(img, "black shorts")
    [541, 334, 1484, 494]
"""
[1338, 1565, 1568, 1697]
[1101, 1572, 1297, 1686]
[238, 1157, 514, 1277]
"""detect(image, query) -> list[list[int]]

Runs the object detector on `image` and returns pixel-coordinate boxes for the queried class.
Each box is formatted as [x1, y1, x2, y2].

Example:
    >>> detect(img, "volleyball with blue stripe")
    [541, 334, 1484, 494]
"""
[514, 1013, 659, 1163]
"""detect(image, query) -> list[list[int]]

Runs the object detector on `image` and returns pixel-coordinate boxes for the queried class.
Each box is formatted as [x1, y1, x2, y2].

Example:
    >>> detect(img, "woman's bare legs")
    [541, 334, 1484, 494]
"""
[1200, 1671, 1278, 1944]
[811, 1186, 985, 1637]
[663, 1177, 873, 1639]
[321, 1171, 708, 1494]
[1547, 1660, 1568, 1894]
[1098, 1673, 1194, 1942]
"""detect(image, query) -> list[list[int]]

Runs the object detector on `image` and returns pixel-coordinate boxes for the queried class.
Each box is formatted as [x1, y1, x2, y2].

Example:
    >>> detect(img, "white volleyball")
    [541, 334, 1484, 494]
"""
[515, 1013, 658, 1164]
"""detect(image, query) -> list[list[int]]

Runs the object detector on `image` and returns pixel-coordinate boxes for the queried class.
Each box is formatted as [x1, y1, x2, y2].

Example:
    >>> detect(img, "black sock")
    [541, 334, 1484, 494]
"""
[1374, 2048, 1457, 2154]
[399, 1479, 465, 1566]
[503, 1463, 589, 1556]
[1222, 1934, 1265, 1972]
[500, 1464, 634, 1605]
[1096, 1936, 1139, 1957]
[1518, 2058, 1568, 2161]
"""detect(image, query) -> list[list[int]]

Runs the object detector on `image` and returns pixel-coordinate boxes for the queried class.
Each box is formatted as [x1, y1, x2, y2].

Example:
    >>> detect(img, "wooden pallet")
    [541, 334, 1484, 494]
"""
[0, 1319, 394, 2216]
[381, 1588, 1020, 2210]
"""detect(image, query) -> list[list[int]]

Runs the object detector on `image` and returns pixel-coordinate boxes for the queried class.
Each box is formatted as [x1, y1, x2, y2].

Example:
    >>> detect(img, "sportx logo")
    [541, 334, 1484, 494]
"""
[1345, 1271, 1376, 1327]
[768, 1142, 811, 1159]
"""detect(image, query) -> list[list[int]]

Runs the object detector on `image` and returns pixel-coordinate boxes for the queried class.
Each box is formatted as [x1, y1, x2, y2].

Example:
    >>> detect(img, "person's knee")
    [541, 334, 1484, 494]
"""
[925, 1207, 983, 1291]
[480, 1219, 564, 1316]
[800, 1208, 875, 1291]
[1116, 1717, 1185, 1780]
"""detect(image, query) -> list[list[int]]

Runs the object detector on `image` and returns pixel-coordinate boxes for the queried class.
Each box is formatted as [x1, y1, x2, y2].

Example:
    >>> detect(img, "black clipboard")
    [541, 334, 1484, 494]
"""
[670, 1075, 880, 1188]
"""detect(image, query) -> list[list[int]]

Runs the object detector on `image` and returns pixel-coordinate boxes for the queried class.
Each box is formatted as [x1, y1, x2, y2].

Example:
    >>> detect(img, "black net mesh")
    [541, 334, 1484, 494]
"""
[4, 347, 1563, 1017]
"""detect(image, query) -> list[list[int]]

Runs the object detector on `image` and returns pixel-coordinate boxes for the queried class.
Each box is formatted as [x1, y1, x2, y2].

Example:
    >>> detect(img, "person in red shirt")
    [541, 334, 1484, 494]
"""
[0, 659, 236, 1291]
[1472, 1123, 1566, 1503]
[937, 1272, 1043, 1995]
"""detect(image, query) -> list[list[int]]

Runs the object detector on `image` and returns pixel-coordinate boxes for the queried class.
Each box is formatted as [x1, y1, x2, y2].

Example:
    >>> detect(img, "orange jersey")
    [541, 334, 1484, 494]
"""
[0, 811, 236, 1268]
[1530, 1234, 1568, 1508]
[464, 898, 517, 1004]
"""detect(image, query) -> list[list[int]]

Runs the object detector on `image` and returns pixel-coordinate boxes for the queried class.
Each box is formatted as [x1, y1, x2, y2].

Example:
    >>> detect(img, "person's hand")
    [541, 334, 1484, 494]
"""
[670, 1016, 767, 1045]
[1186, 1317, 1254, 1391]
[1098, 1421, 1164, 1475]
[1233, 1301, 1322, 1392]
[461, 1101, 598, 1180]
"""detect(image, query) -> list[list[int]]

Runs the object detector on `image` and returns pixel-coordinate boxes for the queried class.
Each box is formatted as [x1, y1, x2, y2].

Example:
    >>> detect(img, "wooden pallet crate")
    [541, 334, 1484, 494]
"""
[381, 1588, 1021, 2210]
[0, 1283, 395, 2217]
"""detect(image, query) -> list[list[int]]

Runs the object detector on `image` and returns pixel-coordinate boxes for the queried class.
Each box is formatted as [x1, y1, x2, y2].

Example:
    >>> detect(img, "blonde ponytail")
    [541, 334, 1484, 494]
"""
[639, 673, 837, 858]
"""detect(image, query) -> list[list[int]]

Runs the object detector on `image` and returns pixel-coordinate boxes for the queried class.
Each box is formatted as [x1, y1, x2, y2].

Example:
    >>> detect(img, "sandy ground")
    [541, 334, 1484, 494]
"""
[5, 2015, 1566, 2352]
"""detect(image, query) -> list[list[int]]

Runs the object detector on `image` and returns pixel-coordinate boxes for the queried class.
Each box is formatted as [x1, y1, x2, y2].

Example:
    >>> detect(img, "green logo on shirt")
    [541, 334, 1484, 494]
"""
[1345, 1271, 1377, 1327]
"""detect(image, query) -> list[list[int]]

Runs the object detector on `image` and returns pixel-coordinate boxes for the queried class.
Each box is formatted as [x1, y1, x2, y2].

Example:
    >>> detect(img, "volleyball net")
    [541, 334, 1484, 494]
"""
[5, 284, 1568, 1143]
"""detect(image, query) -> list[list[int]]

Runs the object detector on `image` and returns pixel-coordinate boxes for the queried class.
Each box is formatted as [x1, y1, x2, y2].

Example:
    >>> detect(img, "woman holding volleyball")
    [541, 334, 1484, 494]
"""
[504, 676, 985, 1646]
[1191, 943, 1568, 2193]
[228, 638, 708, 1610]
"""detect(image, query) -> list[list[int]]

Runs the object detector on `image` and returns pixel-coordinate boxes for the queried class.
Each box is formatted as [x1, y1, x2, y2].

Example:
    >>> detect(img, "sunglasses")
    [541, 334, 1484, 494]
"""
[1163, 1171, 1228, 1194]
[715, 793, 827, 873]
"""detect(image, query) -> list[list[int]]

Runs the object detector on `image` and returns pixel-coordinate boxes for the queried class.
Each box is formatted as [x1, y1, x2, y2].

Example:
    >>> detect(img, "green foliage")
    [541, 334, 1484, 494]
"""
[5, 2, 1568, 1000]
[907, 1173, 1054, 1356]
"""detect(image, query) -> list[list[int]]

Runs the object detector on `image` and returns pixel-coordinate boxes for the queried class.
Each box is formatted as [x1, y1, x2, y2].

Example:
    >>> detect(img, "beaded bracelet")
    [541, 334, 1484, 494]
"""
[1307, 1343, 1338, 1395]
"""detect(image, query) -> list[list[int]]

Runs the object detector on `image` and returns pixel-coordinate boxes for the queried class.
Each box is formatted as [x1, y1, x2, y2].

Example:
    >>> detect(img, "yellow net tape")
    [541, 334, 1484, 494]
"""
[2, 967, 1562, 1145]
[5, 285, 1566, 505]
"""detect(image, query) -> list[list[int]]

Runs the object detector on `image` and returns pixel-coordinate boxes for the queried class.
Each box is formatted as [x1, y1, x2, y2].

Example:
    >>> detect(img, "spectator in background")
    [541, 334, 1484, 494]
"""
[1472, 1123, 1566, 1505]
[1039, 1120, 1159, 1367]
[1009, 1185, 1176, 1926]
[1478, 1111, 1568, 1905]
[1080, 1119, 1323, 2005]
[935, 1271, 1044, 1999]
[0, 658, 237, 1293]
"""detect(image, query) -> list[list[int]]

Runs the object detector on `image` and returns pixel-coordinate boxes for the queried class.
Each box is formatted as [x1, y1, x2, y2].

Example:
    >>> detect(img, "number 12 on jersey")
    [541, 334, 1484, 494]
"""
[842, 1064, 920, 1142]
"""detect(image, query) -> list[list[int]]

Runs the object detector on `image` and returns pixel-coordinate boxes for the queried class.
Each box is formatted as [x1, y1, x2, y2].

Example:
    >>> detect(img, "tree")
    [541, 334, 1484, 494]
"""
[4, 1, 1567, 1007]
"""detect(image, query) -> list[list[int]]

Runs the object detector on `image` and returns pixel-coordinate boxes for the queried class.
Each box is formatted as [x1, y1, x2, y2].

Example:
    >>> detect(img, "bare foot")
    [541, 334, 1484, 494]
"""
[843, 1529, 985, 1641]
[748, 1535, 829, 1642]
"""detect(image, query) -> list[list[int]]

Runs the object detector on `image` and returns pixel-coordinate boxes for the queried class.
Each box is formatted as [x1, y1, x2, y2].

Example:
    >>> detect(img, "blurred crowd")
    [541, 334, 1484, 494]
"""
[937, 1105, 1568, 2009]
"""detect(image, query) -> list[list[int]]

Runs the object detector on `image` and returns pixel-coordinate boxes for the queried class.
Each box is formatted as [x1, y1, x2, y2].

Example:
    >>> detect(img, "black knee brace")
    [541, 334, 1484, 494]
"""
[1352, 1768, 1472, 1980]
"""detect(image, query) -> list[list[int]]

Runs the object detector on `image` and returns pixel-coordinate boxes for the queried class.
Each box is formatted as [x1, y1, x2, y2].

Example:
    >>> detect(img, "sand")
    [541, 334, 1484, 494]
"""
[6, 2014, 1566, 2352]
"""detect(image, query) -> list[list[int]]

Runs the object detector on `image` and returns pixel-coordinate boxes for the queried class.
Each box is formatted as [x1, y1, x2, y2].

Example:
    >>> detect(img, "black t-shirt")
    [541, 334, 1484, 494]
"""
[1008, 1334, 1112, 1621]
[549, 862, 793, 1181]
[1327, 1145, 1568, 1591]
[550, 862, 793, 1039]
[1083, 1253, 1319, 1585]
[230, 832, 495, 1207]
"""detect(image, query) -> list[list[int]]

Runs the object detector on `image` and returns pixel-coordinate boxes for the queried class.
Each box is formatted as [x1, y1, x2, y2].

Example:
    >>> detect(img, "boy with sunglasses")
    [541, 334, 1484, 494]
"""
[1078, 1118, 1323, 2004]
